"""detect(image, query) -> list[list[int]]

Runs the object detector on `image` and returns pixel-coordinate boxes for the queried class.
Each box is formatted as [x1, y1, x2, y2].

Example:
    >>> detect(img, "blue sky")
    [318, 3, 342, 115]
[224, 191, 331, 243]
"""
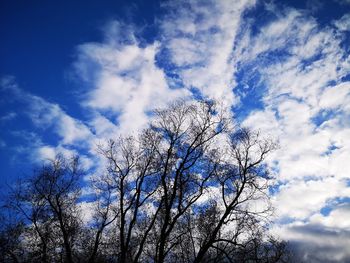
[1, 0, 350, 261]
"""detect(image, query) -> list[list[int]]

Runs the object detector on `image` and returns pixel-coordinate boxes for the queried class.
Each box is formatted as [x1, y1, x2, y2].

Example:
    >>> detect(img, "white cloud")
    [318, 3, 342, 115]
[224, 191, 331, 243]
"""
[1, 77, 93, 145]
[0, 77, 96, 174]
[58, 114, 92, 145]
[37, 145, 57, 160]
[273, 177, 350, 219]
[89, 113, 119, 139]
[160, 0, 256, 107]
[75, 24, 189, 135]
[334, 13, 350, 31]
[27, 96, 92, 145]
[232, 4, 350, 259]
[319, 82, 350, 111]
[242, 109, 280, 137]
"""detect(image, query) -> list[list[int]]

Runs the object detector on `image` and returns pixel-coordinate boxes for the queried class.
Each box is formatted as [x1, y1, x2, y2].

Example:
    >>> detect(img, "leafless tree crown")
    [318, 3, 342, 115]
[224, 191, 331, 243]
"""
[0, 100, 290, 263]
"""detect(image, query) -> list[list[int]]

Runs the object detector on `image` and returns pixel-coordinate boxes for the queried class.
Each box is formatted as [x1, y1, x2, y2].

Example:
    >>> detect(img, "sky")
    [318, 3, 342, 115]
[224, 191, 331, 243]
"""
[1, 0, 350, 261]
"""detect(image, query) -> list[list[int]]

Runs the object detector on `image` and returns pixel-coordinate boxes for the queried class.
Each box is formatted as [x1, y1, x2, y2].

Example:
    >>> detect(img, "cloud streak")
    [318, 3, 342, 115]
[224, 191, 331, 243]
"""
[0, 77, 93, 166]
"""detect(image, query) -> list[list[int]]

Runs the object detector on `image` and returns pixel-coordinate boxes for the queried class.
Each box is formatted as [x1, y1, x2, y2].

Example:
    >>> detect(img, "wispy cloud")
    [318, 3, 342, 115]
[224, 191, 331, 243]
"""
[0, 112, 17, 122]
[0, 77, 94, 168]
[1, 76, 93, 146]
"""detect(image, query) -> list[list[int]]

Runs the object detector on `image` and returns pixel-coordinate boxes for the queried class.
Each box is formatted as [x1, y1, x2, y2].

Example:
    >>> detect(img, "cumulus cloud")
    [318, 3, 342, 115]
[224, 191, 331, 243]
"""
[74, 21, 189, 135]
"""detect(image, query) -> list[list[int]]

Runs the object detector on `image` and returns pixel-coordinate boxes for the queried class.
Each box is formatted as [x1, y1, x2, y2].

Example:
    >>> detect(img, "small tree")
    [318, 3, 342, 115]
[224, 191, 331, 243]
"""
[5, 155, 83, 263]
[0, 208, 25, 263]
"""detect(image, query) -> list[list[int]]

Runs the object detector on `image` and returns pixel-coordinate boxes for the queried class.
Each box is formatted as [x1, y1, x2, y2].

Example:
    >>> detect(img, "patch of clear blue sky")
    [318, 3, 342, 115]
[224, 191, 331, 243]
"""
[0, 0, 349, 188]
[312, 109, 337, 128]
[320, 197, 350, 216]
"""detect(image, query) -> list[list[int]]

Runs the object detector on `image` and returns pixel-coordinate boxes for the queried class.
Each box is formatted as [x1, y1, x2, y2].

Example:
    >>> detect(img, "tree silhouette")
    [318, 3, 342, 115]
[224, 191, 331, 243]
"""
[0, 100, 290, 263]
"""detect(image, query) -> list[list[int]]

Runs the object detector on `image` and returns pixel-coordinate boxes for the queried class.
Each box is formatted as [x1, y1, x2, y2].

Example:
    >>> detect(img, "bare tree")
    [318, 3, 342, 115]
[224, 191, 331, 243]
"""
[1, 100, 290, 263]
[94, 100, 227, 262]
[192, 128, 276, 263]
[84, 173, 120, 263]
[5, 155, 83, 263]
[0, 207, 25, 263]
[96, 130, 163, 263]
[94, 100, 285, 263]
